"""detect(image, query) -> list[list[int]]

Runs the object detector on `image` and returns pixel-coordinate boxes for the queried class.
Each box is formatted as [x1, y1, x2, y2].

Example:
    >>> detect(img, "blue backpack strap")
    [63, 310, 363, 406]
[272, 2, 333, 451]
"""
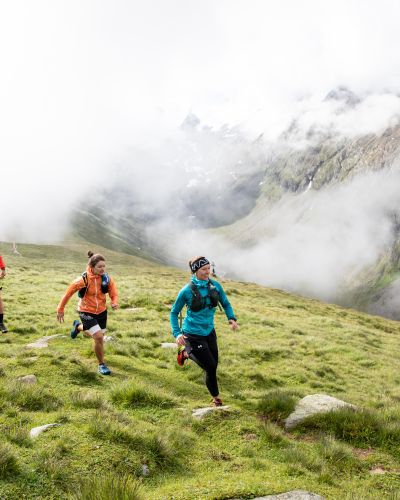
[101, 273, 110, 294]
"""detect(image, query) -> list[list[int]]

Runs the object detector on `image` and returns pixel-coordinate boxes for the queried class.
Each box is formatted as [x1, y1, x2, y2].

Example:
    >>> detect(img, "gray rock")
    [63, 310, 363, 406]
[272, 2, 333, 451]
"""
[285, 394, 356, 430]
[246, 491, 325, 499]
[160, 342, 177, 349]
[26, 340, 49, 349]
[141, 464, 150, 476]
[103, 335, 114, 343]
[26, 334, 65, 349]
[24, 357, 38, 363]
[30, 423, 61, 438]
[192, 405, 230, 419]
[18, 375, 37, 384]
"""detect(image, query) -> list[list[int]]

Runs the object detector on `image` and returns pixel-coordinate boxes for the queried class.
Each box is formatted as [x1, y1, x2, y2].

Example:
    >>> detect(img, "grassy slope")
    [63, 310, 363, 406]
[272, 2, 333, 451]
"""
[0, 242, 400, 499]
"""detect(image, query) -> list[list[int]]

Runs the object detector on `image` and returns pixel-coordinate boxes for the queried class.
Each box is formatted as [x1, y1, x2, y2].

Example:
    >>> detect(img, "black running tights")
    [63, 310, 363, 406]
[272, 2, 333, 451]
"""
[183, 329, 219, 397]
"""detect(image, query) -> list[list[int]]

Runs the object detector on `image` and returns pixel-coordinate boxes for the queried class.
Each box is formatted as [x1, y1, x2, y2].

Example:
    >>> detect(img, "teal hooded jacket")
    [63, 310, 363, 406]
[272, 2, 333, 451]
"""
[170, 276, 236, 337]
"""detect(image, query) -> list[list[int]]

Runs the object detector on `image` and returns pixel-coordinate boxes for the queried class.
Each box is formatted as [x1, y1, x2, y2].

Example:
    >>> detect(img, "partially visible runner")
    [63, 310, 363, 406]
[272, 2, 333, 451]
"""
[170, 256, 238, 406]
[56, 251, 119, 375]
[0, 255, 8, 333]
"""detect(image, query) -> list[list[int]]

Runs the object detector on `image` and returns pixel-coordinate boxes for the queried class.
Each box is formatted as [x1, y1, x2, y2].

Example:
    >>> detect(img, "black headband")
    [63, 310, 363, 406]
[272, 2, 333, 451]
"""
[190, 257, 210, 273]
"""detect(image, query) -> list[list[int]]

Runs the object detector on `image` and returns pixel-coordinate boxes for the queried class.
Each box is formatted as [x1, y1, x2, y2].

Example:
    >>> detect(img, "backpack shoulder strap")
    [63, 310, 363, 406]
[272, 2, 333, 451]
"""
[82, 272, 88, 286]
[208, 279, 222, 310]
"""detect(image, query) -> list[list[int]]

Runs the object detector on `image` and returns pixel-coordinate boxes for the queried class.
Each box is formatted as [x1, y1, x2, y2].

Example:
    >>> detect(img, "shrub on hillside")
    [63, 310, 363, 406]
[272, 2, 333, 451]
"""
[70, 390, 106, 409]
[257, 390, 297, 423]
[70, 362, 100, 385]
[111, 381, 175, 409]
[297, 407, 400, 451]
[317, 435, 364, 473]
[0, 443, 19, 478]
[0, 382, 61, 411]
[5, 425, 32, 447]
[70, 473, 143, 500]
[88, 413, 179, 469]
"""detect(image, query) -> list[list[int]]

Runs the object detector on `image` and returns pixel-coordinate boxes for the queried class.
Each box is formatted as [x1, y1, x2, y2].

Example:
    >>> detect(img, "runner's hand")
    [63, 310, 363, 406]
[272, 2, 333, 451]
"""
[229, 319, 238, 331]
[57, 312, 64, 323]
[111, 303, 119, 310]
[0, 270, 5, 279]
[176, 334, 186, 346]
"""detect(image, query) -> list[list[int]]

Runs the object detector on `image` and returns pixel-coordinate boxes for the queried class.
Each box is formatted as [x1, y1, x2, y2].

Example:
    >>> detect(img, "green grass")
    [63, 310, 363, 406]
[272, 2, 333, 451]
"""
[296, 407, 400, 453]
[0, 443, 19, 478]
[257, 389, 298, 422]
[0, 241, 400, 498]
[70, 473, 143, 500]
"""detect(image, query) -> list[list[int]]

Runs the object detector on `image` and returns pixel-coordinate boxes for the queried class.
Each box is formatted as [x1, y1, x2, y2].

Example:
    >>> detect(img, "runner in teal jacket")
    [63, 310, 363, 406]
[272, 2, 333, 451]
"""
[170, 256, 238, 406]
[170, 275, 236, 337]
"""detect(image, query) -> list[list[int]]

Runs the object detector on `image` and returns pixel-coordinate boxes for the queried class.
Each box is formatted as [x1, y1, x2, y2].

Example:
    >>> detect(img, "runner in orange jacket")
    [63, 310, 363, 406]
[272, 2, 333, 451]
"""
[57, 251, 119, 375]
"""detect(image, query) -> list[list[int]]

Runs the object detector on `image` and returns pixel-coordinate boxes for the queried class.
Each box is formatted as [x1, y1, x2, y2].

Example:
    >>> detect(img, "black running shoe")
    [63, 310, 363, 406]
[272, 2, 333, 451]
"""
[0, 322, 8, 333]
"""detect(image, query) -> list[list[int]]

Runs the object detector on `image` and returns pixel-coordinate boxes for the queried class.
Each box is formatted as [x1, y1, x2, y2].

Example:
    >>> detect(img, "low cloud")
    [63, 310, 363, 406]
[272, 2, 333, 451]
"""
[159, 169, 400, 303]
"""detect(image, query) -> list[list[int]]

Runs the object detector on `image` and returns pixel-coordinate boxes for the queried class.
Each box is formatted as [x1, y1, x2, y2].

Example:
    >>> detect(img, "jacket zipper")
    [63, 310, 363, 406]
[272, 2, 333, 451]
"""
[95, 276, 99, 313]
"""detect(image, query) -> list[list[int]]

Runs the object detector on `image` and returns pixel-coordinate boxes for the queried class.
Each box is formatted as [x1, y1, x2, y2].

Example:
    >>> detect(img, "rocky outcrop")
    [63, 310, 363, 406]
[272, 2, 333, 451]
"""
[263, 124, 400, 200]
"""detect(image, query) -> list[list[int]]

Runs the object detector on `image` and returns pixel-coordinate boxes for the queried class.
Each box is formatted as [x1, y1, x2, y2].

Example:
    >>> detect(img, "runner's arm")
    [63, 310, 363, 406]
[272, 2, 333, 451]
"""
[217, 284, 237, 322]
[56, 278, 85, 314]
[170, 288, 187, 338]
[108, 277, 119, 309]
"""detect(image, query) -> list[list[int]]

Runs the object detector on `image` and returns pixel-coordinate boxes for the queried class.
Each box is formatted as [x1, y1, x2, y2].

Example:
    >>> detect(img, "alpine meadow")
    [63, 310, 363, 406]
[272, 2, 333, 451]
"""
[4, 2, 400, 499]
[1, 241, 400, 499]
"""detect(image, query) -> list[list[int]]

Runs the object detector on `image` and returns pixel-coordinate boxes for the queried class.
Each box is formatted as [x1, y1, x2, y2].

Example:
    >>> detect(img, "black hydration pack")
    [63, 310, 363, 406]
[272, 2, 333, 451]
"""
[78, 272, 110, 298]
[189, 280, 220, 312]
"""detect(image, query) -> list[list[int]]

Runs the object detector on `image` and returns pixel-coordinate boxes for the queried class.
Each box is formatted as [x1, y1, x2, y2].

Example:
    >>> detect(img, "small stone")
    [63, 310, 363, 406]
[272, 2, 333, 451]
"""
[26, 334, 65, 349]
[18, 375, 37, 384]
[160, 342, 177, 349]
[370, 467, 387, 475]
[141, 464, 150, 476]
[192, 406, 230, 419]
[243, 433, 258, 441]
[26, 341, 48, 348]
[103, 335, 114, 343]
[30, 423, 61, 438]
[245, 491, 325, 500]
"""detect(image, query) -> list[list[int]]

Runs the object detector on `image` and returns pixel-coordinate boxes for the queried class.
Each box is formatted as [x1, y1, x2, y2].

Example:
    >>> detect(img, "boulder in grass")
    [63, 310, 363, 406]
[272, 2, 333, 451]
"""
[284, 394, 356, 430]
[192, 406, 230, 419]
[30, 423, 61, 438]
[18, 375, 37, 384]
[246, 491, 325, 500]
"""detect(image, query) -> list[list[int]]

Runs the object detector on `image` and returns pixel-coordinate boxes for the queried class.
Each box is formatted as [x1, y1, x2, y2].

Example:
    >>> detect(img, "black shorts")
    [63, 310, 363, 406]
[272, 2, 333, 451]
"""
[79, 310, 107, 334]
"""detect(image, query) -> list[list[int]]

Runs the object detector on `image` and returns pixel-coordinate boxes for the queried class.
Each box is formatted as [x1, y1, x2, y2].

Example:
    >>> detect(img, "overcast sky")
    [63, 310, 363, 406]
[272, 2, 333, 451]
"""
[1, 0, 400, 241]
